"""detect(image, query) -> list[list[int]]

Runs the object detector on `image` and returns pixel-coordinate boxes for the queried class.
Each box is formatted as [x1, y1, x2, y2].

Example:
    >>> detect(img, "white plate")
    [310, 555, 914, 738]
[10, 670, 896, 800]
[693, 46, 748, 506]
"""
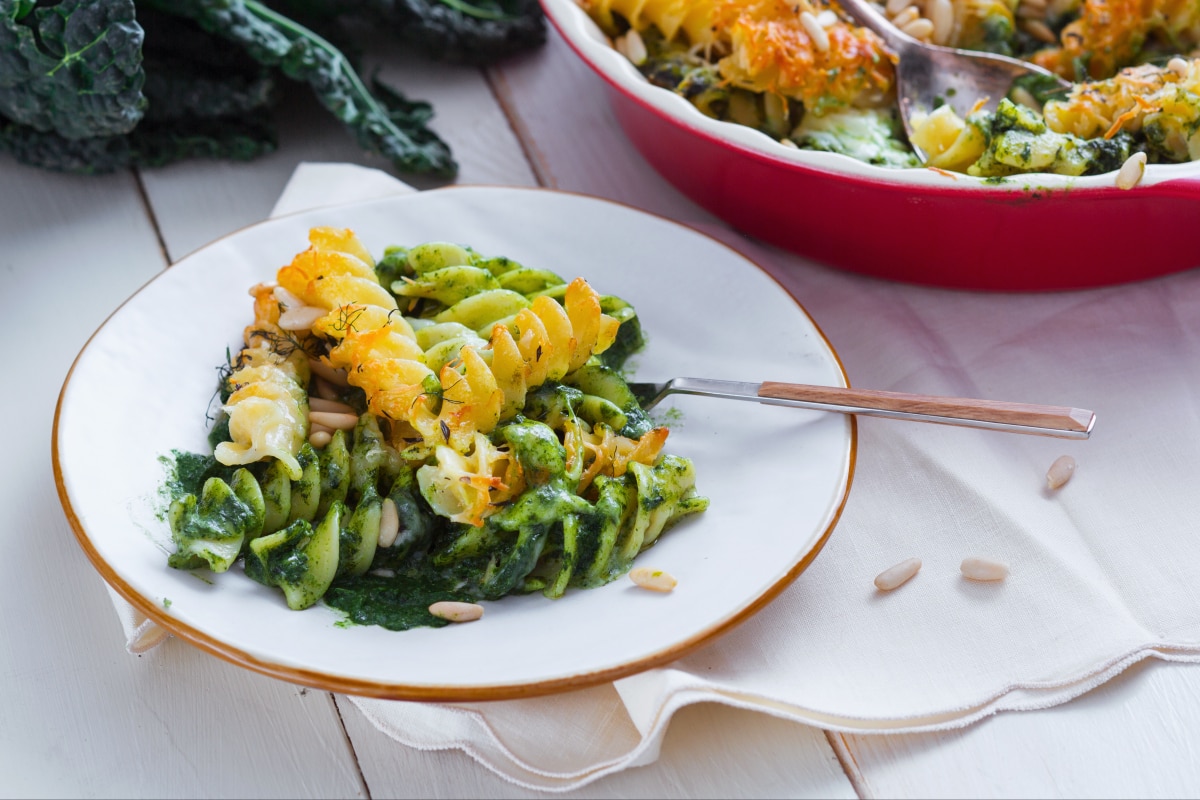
[54, 186, 855, 700]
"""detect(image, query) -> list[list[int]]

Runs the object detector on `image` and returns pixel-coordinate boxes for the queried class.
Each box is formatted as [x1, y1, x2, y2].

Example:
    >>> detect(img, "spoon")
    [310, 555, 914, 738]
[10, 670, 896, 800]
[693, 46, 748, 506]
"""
[834, 0, 1072, 161]
[628, 377, 1094, 438]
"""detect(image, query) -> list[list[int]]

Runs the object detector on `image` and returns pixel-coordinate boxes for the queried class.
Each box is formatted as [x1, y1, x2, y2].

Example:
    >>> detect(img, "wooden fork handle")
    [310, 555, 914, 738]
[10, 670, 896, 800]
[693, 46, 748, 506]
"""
[758, 382, 1095, 437]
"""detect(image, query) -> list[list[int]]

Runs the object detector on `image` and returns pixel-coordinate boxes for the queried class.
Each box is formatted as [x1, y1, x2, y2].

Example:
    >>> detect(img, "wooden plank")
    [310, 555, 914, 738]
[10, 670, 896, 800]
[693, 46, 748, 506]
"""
[0, 156, 365, 798]
[487, 34, 721, 223]
[340, 695, 856, 799]
[838, 660, 1200, 798]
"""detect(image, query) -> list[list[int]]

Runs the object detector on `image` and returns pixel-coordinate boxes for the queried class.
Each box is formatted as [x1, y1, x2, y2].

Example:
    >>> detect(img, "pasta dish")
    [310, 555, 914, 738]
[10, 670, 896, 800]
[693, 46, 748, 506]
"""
[580, 0, 1200, 178]
[161, 227, 707, 630]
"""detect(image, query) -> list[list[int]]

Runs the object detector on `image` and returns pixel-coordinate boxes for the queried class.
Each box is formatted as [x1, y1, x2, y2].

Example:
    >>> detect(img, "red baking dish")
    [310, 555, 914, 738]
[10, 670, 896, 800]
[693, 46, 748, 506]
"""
[541, 0, 1200, 291]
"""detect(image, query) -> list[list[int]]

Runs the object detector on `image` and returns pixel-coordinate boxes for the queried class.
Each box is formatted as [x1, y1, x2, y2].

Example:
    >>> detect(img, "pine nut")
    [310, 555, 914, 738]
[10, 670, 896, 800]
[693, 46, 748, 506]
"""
[886, 0, 914, 15]
[961, 557, 1008, 581]
[1017, 2, 1046, 18]
[1115, 151, 1147, 190]
[928, 0, 954, 45]
[429, 601, 484, 622]
[278, 305, 327, 331]
[1021, 18, 1057, 43]
[629, 566, 677, 592]
[273, 285, 306, 309]
[800, 11, 831, 52]
[308, 358, 349, 386]
[891, 6, 921, 27]
[1046, 454, 1076, 489]
[901, 18, 936, 40]
[313, 376, 340, 401]
[309, 422, 333, 435]
[874, 558, 922, 591]
[308, 396, 356, 414]
[1168, 57, 1190, 76]
[1010, 86, 1041, 112]
[780, 137, 800, 148]
[309, 411, 359, 430]
[816, 9, 838, 27]
[379, 498, 400, 548]
[617, 29, 647, 65]
[309, 430, 332, 448]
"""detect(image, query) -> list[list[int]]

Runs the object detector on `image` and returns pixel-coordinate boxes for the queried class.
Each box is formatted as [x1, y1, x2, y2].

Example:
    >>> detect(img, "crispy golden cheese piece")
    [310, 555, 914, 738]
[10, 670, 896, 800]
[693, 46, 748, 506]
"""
[582, 0, 896, 111]
[1044, 60, 1200, 160]
[1033, 0, 1200, 80]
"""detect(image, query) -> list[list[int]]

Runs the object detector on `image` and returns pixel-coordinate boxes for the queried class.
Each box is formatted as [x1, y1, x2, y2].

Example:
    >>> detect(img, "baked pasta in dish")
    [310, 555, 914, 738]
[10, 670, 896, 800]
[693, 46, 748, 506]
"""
[581, 0, 1200, 177]
[162, 227, 707, 630]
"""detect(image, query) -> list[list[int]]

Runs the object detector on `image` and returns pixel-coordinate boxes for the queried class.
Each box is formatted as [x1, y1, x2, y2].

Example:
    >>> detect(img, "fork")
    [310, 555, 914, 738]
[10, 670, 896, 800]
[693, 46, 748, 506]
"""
[835, 0, 1072, 161]
[626, 378, 1095, 438]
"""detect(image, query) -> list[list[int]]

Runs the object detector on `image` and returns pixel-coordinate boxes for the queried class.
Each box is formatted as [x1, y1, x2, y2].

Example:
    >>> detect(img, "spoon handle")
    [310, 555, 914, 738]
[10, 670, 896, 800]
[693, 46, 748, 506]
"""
[758, 381, 1095, 438]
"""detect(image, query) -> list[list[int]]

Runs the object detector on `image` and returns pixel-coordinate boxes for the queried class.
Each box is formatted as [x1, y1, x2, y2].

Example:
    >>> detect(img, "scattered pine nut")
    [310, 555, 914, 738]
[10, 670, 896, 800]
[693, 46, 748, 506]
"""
[874, 558, 922, 591]
[1010, 86, 1041, 113]
[1020, 18, 1057, 43]
[885, 0, 914, 15]
[891, 6, 921, 27]
[1017, 1, 1046, 18]
[273, 285, 306, 309]
[961, 557, 1008, 582]
[429, 601, 484, 623]
[308, 358, 349, 386]
[900, 18, 936, 40]
[629, 566, 677, 592]
[1046, 454, 1076, 489]
[815, 9, 838, 27]
[278, 306, 327, 331]
[313, 376, 341, 401]
[1115, 152, 1147, 190]
[309, 411, 359, 430]
[308, 396, 356, 414]
[780, 137, 800, 148]
[379, 498, 400, 548]
[309, 430, 332, 449]
[616, 29, 647, 65]
[928, 0, 954, 45]
[800, 11, 830, 52]
[1168, 57, 1190, 76]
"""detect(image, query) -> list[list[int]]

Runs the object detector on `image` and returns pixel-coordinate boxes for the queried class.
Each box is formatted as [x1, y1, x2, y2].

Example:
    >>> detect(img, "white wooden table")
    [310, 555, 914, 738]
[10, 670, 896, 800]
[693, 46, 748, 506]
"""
[6, 23, 1200, 799]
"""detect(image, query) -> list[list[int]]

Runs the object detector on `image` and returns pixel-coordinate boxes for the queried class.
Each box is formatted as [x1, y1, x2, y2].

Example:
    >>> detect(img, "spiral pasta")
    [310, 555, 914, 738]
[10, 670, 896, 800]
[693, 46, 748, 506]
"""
[166, 228, 708, 624]
[213, 278, 312, 480]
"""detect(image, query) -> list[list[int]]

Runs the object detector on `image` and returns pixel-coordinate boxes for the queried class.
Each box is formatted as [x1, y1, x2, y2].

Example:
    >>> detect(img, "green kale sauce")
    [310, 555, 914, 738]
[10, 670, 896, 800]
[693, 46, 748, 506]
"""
[324, 565, 474, 631]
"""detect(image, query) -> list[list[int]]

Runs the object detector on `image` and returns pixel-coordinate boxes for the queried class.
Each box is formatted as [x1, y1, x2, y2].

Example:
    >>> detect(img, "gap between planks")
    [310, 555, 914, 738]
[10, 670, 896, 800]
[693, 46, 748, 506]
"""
[132, 168, 173, 269]
[332, 694, 374, 799]
[484, 66, 556, 189]
[827, 731, 873, 799]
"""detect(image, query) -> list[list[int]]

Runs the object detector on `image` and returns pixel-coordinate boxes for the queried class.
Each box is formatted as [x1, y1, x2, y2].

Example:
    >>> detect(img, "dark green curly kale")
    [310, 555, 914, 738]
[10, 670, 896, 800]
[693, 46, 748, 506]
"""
[0, 0, 546, 175]
[0, 0, 146, 139]
[139, 0, 457, 176]
[0, 2, 278, 173]
[365, 0, 545, 65]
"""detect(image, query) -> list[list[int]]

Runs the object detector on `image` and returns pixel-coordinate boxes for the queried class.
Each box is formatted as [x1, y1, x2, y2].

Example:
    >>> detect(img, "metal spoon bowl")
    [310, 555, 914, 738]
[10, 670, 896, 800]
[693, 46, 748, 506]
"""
[836, 0, 1072, 161]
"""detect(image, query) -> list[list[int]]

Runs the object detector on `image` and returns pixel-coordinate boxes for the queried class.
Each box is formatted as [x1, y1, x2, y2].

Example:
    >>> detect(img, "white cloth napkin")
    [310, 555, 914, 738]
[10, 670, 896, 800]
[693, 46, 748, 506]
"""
[111, 162, 1200, 792]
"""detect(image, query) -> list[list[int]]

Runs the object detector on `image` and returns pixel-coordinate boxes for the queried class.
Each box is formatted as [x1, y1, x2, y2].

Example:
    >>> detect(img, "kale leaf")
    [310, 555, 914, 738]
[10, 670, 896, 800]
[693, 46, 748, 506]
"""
[0, 0, 146, 139]
[364, 0, 546, 66]
[0, 0, 546, 175]
[138, 0, 457, 176]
